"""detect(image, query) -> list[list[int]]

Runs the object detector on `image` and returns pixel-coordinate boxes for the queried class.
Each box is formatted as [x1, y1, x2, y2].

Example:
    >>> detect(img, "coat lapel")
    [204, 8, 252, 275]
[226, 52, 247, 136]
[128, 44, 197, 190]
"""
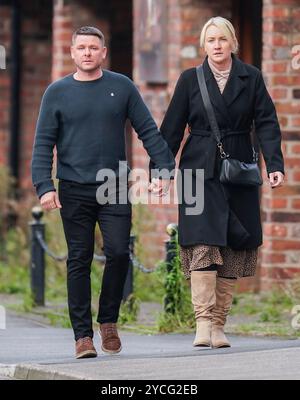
[202, 55, 250, 126]
[222, 55, 249, 107]
[202, 57, 231, 126]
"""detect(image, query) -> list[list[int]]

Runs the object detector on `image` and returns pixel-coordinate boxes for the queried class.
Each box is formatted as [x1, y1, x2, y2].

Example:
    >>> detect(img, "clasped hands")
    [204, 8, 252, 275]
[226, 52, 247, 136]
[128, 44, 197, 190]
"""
[148, 178, 171, 197]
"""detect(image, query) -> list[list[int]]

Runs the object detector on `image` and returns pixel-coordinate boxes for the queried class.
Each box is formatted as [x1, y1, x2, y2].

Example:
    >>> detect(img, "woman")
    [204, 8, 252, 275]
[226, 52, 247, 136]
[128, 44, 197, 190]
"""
[159, 17, 284, 348]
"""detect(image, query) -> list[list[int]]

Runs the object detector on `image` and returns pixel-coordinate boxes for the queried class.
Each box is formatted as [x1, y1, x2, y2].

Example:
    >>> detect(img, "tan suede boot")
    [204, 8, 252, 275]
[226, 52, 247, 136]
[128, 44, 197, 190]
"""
[211, 277, 236, 348]
[191, 271, 217, 347]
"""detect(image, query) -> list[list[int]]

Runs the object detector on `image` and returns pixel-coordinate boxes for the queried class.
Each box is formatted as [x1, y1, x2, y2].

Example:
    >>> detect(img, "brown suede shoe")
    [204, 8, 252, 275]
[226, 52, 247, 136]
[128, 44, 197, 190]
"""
[75, 337, 97, 359]
[99, 323, 122, 354]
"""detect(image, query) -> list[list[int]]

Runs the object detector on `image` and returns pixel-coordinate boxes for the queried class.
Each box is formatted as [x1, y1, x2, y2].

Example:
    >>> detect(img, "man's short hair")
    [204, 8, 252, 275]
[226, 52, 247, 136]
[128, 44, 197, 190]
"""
[72, 26, 105, 46]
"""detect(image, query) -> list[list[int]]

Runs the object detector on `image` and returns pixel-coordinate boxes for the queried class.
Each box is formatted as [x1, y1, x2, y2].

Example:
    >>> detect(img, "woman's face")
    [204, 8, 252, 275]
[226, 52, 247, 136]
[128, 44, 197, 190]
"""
[204, 25, 233, 65]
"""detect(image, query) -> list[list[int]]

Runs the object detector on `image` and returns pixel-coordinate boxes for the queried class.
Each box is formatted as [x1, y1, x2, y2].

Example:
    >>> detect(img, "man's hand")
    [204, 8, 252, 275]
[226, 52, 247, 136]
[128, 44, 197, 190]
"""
[148, 178, 171, 197]
[269, 171, 284, 188]
[40, 191, 62, 210]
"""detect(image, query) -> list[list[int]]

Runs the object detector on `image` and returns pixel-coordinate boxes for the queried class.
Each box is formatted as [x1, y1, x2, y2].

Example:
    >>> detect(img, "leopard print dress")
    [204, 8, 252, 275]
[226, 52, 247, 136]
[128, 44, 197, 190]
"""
[179, 245, 258, 279]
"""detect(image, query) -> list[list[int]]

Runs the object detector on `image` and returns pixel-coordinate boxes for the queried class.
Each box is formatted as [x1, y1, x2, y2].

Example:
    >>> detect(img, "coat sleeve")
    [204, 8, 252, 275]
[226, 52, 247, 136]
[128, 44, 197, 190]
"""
[149, 71, 189, 178]
[254, 71, 285, 176]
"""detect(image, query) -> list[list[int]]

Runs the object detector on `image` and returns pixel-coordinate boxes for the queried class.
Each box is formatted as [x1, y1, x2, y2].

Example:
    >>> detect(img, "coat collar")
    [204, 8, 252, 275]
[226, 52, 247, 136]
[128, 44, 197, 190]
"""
[202, 54, 249, 125]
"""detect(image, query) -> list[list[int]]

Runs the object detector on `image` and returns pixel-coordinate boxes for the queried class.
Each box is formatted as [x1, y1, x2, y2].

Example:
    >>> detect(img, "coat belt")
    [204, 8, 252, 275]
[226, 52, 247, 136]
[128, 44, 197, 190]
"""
[190, 129, 251, 139]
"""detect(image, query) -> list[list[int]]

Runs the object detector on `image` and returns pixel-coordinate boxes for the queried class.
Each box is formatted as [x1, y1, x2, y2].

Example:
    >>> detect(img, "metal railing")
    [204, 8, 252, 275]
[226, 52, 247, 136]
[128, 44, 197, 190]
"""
[29, 206, 178, 308]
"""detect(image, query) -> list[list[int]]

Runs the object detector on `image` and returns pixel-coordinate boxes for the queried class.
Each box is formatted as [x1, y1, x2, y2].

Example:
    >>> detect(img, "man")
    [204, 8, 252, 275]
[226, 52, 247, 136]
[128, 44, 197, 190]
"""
[31, 26, 174, 359]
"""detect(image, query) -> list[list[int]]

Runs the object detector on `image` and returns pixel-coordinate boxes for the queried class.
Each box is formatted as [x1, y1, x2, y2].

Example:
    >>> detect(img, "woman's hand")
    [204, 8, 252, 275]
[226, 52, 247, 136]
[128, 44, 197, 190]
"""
[269, 171, 284, 188]
[148, 178, 171, 197]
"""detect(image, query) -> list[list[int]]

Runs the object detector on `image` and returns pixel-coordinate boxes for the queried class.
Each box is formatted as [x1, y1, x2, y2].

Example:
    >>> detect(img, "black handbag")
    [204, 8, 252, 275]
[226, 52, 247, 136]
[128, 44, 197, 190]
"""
[196, 66, 263, 186]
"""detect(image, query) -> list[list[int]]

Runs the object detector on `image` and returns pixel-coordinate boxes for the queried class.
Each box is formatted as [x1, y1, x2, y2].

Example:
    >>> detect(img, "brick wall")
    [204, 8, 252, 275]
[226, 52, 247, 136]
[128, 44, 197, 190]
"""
[0, 1, 52, 194]
[19, 0, 53, 194]
[260, 0, 300, 288]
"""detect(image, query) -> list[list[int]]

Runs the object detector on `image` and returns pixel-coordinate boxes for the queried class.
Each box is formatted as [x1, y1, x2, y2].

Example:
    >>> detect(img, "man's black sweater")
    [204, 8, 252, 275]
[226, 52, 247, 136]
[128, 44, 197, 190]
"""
[31, 70, 175, 198]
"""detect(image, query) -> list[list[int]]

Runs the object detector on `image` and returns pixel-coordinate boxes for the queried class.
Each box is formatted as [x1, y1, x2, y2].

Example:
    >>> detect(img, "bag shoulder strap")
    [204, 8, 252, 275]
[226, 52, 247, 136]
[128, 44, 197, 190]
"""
[196, 65, 222, 144]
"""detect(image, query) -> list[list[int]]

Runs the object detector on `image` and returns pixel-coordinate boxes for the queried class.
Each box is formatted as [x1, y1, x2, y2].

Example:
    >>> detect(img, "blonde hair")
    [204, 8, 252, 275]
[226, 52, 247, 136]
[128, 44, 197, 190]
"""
[200, 17, 239, 54]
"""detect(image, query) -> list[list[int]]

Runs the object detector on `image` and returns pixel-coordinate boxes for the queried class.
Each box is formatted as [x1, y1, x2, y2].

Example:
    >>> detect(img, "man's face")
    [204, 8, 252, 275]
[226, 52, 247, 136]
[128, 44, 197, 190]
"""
[71, 34, 107, 72]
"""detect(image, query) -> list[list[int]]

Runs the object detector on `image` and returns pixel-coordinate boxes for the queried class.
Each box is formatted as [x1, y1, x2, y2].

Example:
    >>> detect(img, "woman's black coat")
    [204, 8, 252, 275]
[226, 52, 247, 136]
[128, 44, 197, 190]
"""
[157, 55, 284, 249]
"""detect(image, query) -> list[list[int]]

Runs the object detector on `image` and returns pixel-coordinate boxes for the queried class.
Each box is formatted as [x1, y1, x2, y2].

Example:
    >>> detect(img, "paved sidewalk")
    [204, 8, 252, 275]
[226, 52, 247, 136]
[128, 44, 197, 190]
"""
[1, 311, 300, 380]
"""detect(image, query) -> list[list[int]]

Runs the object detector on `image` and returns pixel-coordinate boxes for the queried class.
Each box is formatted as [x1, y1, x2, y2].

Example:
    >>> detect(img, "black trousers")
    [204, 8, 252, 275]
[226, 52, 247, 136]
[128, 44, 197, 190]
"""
[58, 180, 132, 341]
